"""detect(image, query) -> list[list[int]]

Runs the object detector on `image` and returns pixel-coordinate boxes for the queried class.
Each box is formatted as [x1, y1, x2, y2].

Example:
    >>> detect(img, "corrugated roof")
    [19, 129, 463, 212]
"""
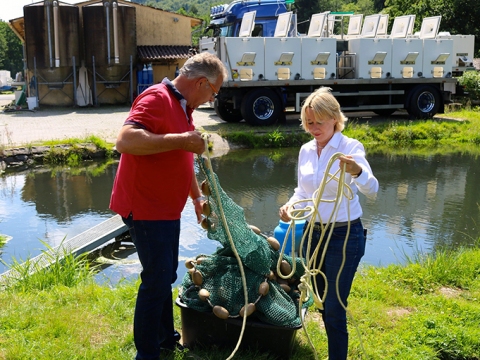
[137, 45, 194, 62]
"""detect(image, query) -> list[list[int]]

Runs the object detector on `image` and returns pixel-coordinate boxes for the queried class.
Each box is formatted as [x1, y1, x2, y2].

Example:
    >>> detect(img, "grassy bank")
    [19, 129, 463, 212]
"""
[215, 108, 480, 153]
[1, 241, 479, 359]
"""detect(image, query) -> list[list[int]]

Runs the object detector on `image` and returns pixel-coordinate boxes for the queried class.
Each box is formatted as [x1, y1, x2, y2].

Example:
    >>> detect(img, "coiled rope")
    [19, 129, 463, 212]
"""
[275, 152, 367, 360]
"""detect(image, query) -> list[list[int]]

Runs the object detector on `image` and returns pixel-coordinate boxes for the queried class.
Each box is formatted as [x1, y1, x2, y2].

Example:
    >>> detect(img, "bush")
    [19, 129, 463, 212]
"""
[457, 70, 480, 100]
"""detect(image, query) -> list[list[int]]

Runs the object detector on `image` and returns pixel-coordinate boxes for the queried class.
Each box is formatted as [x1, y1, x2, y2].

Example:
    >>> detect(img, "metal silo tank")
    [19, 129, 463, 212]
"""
[83, 1, 136, 72]
[24, 1, 80, 69]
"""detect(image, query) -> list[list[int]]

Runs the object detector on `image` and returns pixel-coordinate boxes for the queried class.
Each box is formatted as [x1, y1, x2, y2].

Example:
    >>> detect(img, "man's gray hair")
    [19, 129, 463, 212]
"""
[180, 52, 228, 83]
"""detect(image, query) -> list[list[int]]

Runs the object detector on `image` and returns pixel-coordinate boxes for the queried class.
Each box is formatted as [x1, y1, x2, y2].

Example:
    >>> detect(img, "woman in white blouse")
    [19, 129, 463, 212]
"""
[279, 87, 379, 360]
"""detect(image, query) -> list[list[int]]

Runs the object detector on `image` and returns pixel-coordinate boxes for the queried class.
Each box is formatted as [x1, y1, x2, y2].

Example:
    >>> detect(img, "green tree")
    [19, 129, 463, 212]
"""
[293, 0, 324, 33]
[190, 4, 199, 15]
[0, 22, 7, 70]
[383, 0, 480, 56]
[0, 22, 23, 76]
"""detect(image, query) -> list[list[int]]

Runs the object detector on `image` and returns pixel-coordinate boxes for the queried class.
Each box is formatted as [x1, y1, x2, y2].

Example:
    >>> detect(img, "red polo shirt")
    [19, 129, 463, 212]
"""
[110, 80, 195, 220]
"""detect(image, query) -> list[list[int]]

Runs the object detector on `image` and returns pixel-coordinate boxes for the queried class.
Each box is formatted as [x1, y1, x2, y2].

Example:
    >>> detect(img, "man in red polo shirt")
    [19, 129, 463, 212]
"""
[110, 52, 227, 360]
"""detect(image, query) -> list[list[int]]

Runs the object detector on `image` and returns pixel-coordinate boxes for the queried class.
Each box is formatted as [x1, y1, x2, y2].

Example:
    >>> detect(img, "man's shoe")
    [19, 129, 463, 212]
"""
[160, 341, 186, 352]
[160, 330, 183, 351]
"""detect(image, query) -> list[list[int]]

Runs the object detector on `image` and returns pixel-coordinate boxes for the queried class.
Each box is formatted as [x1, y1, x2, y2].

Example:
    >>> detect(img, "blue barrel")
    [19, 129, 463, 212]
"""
[274, 219, 305, 255]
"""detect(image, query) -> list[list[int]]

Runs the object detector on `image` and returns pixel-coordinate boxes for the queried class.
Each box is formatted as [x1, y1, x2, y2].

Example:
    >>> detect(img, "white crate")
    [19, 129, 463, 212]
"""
[348, 38, 393, 79]
[264, 37, 302, 81]
[300, 37, 337, 80]
[391, 38, 423, 79]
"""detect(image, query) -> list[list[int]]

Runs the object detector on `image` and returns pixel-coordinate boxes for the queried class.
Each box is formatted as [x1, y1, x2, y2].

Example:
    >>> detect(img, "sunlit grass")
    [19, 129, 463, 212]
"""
[214, 107, 480, 151]
[41, 135, 115, 151]
[40, 135, 115, 166]
[1, 241, 479, 359]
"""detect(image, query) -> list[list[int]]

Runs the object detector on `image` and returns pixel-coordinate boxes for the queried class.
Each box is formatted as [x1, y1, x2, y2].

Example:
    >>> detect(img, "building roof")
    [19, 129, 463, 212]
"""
[137, 45, 195, 62]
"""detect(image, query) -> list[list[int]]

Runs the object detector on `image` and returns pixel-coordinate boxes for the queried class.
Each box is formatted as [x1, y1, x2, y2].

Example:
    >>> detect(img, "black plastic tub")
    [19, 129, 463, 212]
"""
[176, 298, 301, 359]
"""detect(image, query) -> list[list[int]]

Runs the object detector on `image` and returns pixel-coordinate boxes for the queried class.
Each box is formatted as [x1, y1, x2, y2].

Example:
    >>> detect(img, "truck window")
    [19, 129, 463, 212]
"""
[216, 25, 235, 37]
[252, 24, 263, 37]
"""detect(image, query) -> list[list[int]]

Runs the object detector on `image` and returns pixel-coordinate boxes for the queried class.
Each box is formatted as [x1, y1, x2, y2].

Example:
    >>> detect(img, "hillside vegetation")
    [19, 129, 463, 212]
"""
[131, 0, 479, 55]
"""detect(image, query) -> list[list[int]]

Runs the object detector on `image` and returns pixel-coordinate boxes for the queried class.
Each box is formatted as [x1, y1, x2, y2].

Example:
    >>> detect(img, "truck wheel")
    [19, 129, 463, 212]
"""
[241, 89, 283, 126]
[214, 98, 243, 123]
[407, 85, 441, 119]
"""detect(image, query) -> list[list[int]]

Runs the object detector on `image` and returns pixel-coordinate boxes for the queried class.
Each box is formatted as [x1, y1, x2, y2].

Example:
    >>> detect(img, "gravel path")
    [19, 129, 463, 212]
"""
[0, 94, 229, 151]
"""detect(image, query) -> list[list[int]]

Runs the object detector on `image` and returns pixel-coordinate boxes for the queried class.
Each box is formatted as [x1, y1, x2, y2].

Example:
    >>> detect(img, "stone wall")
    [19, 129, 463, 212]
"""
[0, 145, 119, 172]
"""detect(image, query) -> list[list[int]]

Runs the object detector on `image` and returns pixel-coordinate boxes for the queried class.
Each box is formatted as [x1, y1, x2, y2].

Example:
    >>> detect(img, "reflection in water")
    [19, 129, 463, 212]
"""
[0, 151, 479, 285]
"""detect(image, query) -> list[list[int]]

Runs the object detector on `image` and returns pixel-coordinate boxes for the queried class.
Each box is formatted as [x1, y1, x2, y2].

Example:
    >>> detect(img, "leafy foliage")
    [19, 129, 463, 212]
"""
[0, 21, 23, 76]
[458, 70, 480, 100]
[383, 0, 480, 56]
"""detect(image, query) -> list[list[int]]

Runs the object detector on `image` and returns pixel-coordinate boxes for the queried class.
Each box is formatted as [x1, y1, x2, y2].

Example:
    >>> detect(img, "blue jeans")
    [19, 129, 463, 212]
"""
[123, 215, 180, 360]
[303, 221, 366, 360]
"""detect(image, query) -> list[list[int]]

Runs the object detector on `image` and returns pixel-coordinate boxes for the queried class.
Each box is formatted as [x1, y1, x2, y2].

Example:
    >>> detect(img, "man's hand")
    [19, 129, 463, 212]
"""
[183, 131, 207, 154]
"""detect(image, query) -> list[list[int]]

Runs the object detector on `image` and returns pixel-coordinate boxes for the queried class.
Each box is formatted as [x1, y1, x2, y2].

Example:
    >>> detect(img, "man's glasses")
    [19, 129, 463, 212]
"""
[206, 79, 219, 97]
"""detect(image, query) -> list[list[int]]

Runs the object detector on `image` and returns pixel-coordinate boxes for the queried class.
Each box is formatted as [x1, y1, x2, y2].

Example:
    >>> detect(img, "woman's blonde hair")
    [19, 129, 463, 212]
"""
[300, 87, 347, 132]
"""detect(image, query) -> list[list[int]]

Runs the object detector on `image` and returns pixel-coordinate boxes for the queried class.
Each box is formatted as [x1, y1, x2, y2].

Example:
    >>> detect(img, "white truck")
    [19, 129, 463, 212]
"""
[200, 8, 475, 126]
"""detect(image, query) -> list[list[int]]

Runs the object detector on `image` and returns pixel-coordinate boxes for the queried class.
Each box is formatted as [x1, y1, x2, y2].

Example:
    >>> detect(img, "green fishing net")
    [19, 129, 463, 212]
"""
[179, 156, 313, 328]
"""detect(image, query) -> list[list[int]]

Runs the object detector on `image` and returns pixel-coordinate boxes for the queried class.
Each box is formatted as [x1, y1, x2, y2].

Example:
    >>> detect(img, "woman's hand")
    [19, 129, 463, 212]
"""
[279, 204, 292, 222]
[338, 155, 362, 177]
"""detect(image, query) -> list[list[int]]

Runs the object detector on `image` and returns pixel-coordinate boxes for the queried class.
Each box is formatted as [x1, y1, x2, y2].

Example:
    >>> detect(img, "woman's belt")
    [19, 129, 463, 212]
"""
[309, 218, 361, 231]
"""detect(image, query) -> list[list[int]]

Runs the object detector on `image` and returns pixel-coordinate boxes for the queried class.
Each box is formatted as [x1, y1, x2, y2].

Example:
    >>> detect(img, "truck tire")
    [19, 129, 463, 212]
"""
[241, 88, 283, 126]
[214, 98, 243, 123]
[407, 85, 441, 119]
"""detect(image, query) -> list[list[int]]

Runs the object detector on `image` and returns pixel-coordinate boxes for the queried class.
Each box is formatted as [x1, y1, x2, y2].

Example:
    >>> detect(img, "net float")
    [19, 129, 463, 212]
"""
[239, 303, 256, 318]
[198, 288, 210, 301]
[268, 271, 276, 281]
[192, 270, 203, 286]
[266, 236, 280, 251]
[196, 256, 207, 265]
[201, 180, 211, 196]
[249, 224, 261, 234]
[213, 305, 230, 319]
[258, 282, 270, 296]
[184, 258, 196, 269]
[201, 218, 211, 230]
[280, 260, 292, 276]
[280, 283, 291, 293]
[202, 201, 212, 216]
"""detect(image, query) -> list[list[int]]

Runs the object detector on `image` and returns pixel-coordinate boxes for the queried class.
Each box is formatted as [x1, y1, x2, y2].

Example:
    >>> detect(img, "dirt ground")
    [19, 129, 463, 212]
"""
[0, 93, 416, 155]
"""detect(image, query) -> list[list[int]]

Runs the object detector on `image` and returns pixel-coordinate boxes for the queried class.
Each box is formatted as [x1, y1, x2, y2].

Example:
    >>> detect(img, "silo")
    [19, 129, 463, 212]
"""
[24, 1, 80, 69]
[83, 1, 136, 104]
[24, 1, 80, 105]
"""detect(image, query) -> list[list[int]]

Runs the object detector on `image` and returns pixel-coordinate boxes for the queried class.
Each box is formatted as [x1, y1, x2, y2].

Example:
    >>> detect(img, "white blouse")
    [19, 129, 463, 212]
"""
[287, 132, 379, 224]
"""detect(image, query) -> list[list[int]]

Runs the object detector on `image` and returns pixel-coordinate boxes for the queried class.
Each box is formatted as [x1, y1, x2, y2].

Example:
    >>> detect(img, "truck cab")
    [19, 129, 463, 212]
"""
[205, 0, 288, 38]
